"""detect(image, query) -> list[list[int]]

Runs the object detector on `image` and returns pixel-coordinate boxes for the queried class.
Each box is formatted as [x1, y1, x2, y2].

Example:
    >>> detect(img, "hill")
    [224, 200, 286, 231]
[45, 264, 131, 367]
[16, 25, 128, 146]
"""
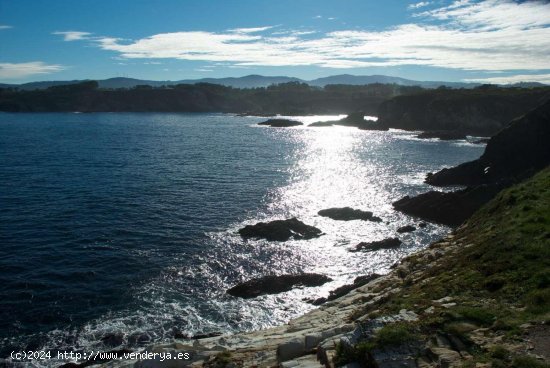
[1, 74, 483, 91]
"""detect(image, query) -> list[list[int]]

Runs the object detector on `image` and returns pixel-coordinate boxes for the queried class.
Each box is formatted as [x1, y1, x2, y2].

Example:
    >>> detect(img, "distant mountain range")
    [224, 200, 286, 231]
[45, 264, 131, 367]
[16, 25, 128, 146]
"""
[0, 74, 546, 91]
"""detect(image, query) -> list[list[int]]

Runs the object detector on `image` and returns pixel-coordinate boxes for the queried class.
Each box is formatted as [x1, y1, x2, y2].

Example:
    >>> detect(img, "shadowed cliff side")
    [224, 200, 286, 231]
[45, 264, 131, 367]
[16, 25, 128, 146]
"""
[426, 99, 550, 187]
[377, 86, 550, 136]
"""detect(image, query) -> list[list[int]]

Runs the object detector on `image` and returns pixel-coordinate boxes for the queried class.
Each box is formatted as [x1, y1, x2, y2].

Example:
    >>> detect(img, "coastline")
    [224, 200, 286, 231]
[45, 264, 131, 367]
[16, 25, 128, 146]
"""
[98, 167, 550, 368]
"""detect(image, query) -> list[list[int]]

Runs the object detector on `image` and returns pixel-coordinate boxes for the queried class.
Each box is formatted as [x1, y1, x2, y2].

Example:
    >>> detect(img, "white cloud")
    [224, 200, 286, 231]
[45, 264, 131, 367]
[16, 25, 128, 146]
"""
[0, 25, 12, 30]
[408, 2, 431, 10]
[53, 31, 92, 41]
[228, 26, 273, 34]
[420, 0, 550, 30]
[0, 62, 65, 79]
[80, 0, 550, 76]
[464, 73, 550, 85]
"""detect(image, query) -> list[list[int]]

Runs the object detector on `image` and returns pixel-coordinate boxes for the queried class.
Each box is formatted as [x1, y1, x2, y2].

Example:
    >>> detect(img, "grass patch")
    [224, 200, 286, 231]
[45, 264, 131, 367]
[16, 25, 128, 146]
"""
[375, 324, 413, 347]
[511, 355, 550, 368]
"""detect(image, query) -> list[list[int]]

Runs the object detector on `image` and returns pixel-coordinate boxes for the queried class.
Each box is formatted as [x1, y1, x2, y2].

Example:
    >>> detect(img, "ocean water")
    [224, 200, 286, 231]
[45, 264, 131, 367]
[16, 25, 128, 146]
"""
[0, 113, 485, 361]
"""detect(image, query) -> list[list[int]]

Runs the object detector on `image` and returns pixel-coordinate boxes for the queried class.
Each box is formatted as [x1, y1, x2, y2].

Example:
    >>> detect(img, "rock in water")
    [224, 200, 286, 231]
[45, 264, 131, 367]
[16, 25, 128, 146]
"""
[315, 274, 381, 304]
[397, 225, 416, 233]
[238, 217, 322, 241]
[392, 185, 504, 227]
[308, 121, 334, 127]
[318, 207, 382, 222]
[352, 238, 402, 252]
[258, 119, 303, 127]
[227, 274, 332, 298]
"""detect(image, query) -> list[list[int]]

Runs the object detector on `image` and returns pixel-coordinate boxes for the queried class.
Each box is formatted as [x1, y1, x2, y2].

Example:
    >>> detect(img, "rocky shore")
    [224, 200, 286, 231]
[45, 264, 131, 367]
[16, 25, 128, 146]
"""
[88, 101, 550, 368]
[95, 167, 549, 368]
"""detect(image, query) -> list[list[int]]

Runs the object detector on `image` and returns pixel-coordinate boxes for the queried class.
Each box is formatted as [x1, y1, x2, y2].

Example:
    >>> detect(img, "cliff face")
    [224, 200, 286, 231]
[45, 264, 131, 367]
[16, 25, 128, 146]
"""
[377, 88, 550, 136]
[426, 99, 550, 186]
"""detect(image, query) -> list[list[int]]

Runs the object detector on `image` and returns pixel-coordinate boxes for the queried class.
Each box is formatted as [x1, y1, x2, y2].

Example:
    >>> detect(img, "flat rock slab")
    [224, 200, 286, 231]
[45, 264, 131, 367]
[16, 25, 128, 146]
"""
[258, 119, 303, 127]
[227, 274, 332, 299]
[238, 217, 322, 241]
[352, 238, 402, 252]
[318, 207, 382, 222]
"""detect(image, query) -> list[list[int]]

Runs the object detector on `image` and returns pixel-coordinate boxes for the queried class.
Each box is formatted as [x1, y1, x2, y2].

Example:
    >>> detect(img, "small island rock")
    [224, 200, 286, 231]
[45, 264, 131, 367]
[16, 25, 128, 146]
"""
[318, 207, 382, 222]
[227, 274, 332, 298]
[352, 238, 402, 252]
[258, 119, 303, 127]
[397, 225, 416, 233]
[238, 217, 322, 241]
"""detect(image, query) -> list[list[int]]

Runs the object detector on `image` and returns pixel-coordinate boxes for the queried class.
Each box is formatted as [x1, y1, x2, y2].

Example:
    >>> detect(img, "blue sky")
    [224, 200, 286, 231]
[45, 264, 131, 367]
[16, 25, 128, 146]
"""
[1, 0, 550, 84]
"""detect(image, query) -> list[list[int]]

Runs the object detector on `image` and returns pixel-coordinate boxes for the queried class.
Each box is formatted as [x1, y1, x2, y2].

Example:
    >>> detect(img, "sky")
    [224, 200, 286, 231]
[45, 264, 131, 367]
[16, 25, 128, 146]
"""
[1, 0, 550, 84]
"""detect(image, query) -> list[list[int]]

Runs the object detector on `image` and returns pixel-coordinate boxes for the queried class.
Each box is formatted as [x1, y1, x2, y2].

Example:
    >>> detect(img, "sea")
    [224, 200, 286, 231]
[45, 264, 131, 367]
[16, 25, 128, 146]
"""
[0, 112, 485, 363]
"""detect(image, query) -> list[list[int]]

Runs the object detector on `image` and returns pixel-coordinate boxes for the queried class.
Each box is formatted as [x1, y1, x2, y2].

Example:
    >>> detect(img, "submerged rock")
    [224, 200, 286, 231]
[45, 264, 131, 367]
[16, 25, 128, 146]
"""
[318, 207, 382, 222]
[238, 217, 322, 241]
[392, 185, 504, 227]
[258, 119, 303, 127]
[397, 225, 416, 233]
[352, 238, 402, 252]
[227, 274, 332, 298]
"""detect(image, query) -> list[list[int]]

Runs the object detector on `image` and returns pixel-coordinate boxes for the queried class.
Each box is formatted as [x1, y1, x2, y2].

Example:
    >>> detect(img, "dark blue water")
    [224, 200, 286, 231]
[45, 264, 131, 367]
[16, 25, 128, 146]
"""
[0, 113, 485, 359]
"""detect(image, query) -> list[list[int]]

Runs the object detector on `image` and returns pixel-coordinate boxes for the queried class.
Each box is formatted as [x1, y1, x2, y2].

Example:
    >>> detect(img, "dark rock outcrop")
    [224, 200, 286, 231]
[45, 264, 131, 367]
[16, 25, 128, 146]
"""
[311, 273, 382, 305]
[192, 332, 223, 340]
[392, 185, 504, 227]
[318, 207, 382, 222]
[376, 89, 550, 136]
[227, 274, 332, 299]
[472, 138, 490, 144]
[101, 333, 124, 347]
[416, 131, 466, 140]
[351, 238, 402, 252]
[309, 121, 334, 127]
[397, 225, 416, 233]
[426, 99, 550, 187]
[238, 218, 322, 241]
[309, 112, 388, 130]
[258, 119, 303, 127]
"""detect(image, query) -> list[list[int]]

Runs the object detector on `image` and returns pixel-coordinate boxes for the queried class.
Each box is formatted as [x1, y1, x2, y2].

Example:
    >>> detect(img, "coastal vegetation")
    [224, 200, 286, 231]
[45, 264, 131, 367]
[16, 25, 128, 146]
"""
[335, 166, 550, 367]
[1, 81, 549, 136]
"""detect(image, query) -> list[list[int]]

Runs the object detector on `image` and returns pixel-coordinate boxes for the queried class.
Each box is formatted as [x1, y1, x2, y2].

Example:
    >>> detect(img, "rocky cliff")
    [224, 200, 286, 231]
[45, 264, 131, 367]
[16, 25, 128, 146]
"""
[426, 99, 550, 187]
[377, 88, 550, 136]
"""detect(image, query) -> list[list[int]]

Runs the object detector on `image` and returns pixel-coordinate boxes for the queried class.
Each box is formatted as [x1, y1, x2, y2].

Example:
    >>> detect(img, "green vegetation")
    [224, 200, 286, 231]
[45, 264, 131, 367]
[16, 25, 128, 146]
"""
[339, 167, 550, 367]
[0, 81, 400, 114]
[205, 351, 235, 368]
[334, 323, 414, 366]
